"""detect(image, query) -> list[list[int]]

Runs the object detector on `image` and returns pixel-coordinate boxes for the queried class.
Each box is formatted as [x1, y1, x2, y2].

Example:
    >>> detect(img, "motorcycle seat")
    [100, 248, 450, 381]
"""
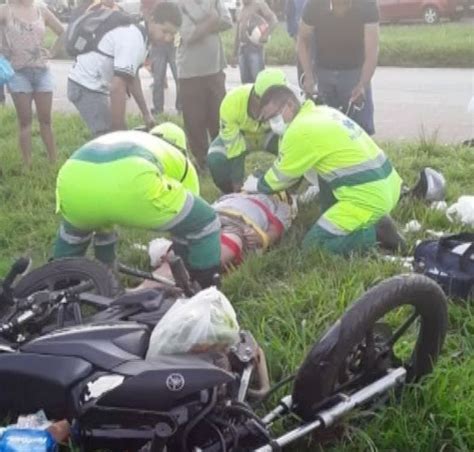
[21, 322, 151, 371]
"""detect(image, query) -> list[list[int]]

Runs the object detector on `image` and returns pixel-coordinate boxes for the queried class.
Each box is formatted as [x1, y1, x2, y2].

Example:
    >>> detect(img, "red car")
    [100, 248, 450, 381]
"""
[378, 0, 465, 24]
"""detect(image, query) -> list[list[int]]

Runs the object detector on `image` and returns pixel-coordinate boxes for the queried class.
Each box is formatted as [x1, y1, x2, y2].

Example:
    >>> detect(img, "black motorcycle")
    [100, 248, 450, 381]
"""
[0, 257, 448, 451]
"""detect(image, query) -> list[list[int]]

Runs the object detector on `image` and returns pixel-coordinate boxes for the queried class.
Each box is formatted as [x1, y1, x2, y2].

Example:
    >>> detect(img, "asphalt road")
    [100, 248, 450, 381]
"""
[7, 61, 474, 144]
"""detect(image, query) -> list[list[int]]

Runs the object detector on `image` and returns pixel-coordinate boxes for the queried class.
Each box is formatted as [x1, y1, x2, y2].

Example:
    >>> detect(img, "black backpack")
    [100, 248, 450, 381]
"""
[414, 233, 474, 301]
[66, 7, 135, 57]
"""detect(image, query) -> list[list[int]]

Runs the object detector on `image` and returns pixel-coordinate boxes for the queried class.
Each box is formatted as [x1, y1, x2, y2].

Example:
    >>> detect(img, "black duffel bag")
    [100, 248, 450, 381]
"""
[414, 233, 474, 300]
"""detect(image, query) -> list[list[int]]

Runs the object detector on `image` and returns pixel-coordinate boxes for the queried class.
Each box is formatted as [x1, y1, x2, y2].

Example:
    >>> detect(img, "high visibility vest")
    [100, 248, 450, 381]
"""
[214, 84, 273, 159]
[261, 101, 402, 215]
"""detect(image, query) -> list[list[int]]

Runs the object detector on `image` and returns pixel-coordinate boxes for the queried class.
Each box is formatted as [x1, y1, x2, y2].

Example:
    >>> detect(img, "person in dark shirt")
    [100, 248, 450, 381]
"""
[297, 0, 379, 135]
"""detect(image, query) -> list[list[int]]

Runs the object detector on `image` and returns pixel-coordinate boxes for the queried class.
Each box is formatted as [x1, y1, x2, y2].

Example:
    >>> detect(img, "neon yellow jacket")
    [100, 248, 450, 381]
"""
[259, 102, 402, 216]
[218, 84, 273, 159]
[56, 131, 199, 230]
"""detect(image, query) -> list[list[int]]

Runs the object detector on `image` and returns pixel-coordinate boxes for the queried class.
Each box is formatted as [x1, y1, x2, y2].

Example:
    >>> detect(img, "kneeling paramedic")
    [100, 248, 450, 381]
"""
[255, 85, 404, 255]
[207, 68, 287, 193]
[54, 129, 220, 288]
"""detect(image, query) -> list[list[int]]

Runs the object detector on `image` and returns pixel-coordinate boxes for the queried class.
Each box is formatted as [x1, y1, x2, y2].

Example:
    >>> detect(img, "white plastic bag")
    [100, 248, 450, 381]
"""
[242, 174, 259, 193]
[446, 196, 474, 227]
[148, 237, 173, 267]
[146, 287, 240, 359]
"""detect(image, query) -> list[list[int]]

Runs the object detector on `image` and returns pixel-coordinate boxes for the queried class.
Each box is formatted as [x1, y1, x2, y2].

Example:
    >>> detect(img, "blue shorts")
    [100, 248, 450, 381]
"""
[7, 67, 54, 94]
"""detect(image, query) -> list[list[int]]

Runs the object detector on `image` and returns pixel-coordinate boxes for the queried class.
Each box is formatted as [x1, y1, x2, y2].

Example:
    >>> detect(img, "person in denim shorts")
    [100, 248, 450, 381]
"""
[0, 0, 64, 167]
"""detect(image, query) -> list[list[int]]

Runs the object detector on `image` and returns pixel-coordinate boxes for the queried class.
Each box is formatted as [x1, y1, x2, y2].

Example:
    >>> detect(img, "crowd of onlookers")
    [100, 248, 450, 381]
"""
[0, 0, 381, 170]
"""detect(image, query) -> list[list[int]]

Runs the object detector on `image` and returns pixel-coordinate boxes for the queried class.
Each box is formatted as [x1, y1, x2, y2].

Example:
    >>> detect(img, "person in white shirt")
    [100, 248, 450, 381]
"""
[68, 2, 182, 136]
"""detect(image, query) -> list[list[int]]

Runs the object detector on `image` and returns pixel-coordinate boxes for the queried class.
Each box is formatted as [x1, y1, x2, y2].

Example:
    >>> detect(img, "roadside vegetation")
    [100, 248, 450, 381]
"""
[47, 22, 474, 68]
[0, 108, 473, 450]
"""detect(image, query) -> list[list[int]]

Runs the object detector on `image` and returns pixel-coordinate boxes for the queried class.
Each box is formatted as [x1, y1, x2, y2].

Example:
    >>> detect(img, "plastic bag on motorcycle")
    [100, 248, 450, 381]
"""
[146, 287, 240, 358]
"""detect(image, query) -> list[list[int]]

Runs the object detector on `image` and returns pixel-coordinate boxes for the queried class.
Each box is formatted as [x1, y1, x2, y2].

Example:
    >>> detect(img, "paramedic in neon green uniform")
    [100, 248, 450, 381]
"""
[54, 129, 220, 288]
[207, 68, 287, 193]
[256, 85, 404, 255]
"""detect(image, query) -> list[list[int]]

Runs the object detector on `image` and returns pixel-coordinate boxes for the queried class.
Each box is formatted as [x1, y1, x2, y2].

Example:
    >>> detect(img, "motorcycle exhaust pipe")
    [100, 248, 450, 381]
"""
[254, 367, 406, 452]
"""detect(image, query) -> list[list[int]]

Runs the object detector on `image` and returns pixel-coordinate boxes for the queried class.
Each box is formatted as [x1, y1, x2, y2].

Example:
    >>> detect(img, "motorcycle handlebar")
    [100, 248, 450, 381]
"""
[0, 280, 94, 337]
[0, 309, 36, 334]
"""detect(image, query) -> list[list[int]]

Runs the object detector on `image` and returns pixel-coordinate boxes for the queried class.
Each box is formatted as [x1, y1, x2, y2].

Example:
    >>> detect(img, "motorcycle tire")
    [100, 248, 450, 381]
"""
[14, 257, 122, 298]
[292, 274, 448, 420]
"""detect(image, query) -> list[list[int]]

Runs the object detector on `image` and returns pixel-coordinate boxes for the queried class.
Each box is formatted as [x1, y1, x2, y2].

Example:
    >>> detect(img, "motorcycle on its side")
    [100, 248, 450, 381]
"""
[0, 257, 448, 451]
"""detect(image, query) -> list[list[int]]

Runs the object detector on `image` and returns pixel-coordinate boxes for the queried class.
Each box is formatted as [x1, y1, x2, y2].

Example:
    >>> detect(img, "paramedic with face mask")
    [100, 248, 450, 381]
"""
[255, 85, 405, 255]
[207, 68, 288, 193]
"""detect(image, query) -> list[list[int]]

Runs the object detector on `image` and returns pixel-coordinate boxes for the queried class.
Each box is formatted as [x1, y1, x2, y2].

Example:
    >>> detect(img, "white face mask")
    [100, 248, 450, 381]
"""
[269, 114, 287, 136]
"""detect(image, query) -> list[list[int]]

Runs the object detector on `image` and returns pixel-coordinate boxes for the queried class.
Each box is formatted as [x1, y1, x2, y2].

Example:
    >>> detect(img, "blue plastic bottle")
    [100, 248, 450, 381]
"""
[0, 429, 57, 452]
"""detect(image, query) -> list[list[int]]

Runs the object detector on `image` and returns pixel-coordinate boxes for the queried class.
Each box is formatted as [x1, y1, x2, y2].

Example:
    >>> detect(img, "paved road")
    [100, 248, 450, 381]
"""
[9, 61, 474, 144]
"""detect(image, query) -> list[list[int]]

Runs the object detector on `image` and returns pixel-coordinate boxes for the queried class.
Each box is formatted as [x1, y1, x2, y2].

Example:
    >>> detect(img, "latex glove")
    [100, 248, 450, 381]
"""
[241, 174, 259, 193]
[148, 238, 173, 268]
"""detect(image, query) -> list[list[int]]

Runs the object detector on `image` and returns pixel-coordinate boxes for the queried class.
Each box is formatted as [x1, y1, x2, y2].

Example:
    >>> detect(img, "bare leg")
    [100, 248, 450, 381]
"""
[33, 91, 57, 164]
[11, 93, 33, 168]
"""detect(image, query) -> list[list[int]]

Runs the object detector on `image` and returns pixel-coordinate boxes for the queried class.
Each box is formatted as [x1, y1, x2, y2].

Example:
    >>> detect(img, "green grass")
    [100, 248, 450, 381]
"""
[46, 22, 474, 67]
[0, 108, 473, 451]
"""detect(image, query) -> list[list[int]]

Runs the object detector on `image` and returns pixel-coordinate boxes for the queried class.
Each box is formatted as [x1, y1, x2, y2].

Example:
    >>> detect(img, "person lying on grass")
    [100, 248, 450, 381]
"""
[253, 84, 405, 255]
[53, 127, 221, 289]
[136, 190, 296, 289]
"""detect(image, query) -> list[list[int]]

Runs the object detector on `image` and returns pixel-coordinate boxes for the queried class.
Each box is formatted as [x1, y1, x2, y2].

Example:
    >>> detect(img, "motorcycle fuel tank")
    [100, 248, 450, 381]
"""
[90, 354, 235, 412]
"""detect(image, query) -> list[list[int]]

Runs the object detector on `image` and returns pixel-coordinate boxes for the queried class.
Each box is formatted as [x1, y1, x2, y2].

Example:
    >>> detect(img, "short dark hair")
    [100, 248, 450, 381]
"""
[152, 2, 182, 27]
[260, 85, 299, 112]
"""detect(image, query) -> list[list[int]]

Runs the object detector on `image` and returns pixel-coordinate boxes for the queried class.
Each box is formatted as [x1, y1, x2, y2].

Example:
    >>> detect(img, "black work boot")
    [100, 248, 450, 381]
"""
[375, 215, 407, 253]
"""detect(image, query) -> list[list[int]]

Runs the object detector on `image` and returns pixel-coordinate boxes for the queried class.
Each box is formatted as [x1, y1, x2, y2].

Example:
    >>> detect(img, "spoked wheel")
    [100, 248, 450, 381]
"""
[14, 258, 121, 298]
[293, 274, 448, 420]
[12, 258, 122, 329]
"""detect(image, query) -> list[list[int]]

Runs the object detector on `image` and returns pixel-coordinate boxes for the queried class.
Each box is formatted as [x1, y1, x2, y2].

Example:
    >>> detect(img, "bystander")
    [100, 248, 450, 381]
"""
[232, 0, 277, 84]
[176, 0, 232, 169]
[0, 0, 64, 167]
[297, 0, 380, 135]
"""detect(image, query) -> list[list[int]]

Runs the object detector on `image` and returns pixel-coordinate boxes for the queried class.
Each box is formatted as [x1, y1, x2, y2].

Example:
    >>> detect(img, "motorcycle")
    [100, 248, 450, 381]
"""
[0, 257, 448, 451]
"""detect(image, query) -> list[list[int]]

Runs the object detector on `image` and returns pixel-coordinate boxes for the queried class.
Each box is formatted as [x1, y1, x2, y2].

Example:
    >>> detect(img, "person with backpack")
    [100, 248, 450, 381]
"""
[67, 2, 181, 137]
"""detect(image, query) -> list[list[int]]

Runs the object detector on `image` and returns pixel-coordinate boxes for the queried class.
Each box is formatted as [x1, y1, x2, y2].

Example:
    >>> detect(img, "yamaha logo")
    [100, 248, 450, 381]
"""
[166, 373, 185, 392]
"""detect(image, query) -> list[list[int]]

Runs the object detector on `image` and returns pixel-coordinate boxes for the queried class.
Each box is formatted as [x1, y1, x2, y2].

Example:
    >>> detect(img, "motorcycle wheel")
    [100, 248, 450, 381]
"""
[292, 274, 448, 420]
[14, 257, 122, 300]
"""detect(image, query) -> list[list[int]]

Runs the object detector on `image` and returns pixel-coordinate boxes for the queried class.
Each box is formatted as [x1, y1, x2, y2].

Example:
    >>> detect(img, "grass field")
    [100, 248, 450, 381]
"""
[0, 107, 473, 451]
[46, 22, 474, 68]
[221, 22, 474, 68]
